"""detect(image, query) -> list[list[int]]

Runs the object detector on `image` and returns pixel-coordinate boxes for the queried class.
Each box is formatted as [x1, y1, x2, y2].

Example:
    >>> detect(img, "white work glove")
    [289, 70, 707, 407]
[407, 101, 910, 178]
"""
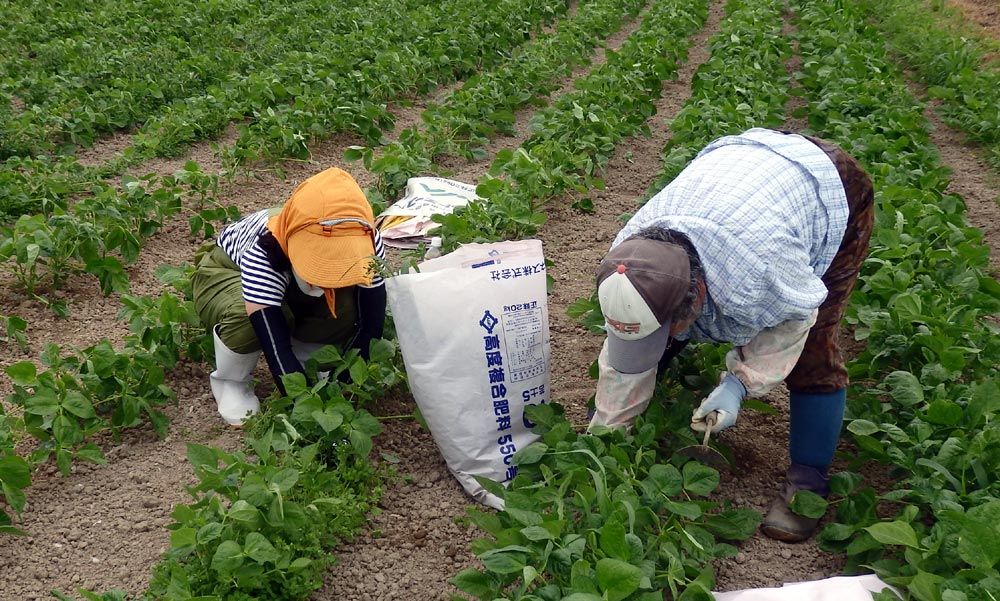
[691, 372, 747, 433]
[587, 340, 657, 432]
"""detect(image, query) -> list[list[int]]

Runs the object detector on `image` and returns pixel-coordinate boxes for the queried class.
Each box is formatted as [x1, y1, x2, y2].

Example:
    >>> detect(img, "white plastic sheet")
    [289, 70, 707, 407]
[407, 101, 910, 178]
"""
[385, 240, 550, 509]
[712, 574, 898, 600]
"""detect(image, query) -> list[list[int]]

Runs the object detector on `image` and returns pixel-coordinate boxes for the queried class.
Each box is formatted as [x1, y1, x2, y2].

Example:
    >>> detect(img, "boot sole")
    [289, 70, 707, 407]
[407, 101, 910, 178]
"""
[760, 524, 811, 543]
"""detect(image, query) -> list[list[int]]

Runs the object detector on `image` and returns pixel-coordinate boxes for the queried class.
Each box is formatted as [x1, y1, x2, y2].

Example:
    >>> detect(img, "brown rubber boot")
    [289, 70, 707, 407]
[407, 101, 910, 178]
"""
[760, 463, 829, 543]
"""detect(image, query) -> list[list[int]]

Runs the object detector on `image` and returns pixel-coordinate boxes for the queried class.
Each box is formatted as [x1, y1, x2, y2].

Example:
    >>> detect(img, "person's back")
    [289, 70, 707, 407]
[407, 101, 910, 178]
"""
[617, 128, 849, 344]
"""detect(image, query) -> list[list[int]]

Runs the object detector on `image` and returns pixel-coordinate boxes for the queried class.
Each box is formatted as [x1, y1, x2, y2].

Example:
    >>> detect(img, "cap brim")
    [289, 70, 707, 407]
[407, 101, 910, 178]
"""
[287, 232, 376, 289]
[605, 321, 672, 374]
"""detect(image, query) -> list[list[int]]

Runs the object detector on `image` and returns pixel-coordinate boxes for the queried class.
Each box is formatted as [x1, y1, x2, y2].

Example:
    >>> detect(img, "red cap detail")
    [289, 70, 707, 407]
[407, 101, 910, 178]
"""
[616, 264, 627, 274]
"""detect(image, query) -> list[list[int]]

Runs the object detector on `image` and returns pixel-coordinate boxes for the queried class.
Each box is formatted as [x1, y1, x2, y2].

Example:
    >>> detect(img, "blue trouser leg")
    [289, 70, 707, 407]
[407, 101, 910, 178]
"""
[788, 389, 847, 474]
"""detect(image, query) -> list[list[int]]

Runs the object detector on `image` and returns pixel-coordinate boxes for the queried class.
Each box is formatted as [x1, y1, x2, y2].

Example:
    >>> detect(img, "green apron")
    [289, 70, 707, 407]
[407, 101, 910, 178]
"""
[191, 242, 358, 355]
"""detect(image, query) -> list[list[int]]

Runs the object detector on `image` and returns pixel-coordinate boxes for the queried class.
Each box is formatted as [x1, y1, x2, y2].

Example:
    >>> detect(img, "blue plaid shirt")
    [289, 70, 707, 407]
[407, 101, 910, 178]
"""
[615, 129, 849, 345]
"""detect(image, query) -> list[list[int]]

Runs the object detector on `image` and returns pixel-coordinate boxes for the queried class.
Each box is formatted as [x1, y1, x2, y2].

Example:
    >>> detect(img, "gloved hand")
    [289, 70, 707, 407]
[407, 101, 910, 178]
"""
[691, 372, 747, 433]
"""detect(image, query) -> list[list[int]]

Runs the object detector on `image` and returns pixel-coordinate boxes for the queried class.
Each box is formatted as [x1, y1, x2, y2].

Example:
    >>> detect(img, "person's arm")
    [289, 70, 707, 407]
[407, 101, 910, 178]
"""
[246, 301, 304, 394]
[587, 339, 658, 431]
[725, 309, 818, 397]
[350, 284, 387, 361]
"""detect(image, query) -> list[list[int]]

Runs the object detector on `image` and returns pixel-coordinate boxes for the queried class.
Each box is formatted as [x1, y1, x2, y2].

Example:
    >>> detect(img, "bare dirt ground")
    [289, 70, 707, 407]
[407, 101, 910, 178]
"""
[1, 1, 999, 599]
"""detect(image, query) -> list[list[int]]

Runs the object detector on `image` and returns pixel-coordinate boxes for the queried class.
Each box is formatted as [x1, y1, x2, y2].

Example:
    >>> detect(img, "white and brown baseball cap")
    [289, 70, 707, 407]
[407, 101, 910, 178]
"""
[597, 236, 691, 373]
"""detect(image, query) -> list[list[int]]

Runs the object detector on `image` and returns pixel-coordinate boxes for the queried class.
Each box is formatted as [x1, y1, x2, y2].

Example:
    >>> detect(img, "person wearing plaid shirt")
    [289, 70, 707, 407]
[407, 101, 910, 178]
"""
[589, 128, 874, 542]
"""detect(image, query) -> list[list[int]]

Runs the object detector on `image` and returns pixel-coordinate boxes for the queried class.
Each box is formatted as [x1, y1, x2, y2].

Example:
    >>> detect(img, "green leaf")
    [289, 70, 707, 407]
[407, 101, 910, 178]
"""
[62, 391, 96, 419]
[829, 471, 862, 497]
[348, 427, 373, 457]
[846, 419, 879, 436]
[570, 559, 599, 594]
[268, 468, 299, 493]
[818, 522, 857, 543]
[505, 507, 542, 527]
[186, 443, 219, 472]
[0, 455, 32, 489]
[1, 480, 26, 516]
[512, 442, 548, 465]
[244, 532, 280, 564]
[677, 583, 714, 601]
[196, 523, 223, 545]
[909, 569, 944, 601]
[864, 521, 920, 549]
[228, 500, 261, 526]
[600, 519, 630, 560]
[520, 525, 554, 541]
[449, 568, 493, 598]
[56, 448, 72, 476]
[964, 380, 1000, 427]
[702, 508, 761, 541]
[957, 500, 1000, 569]
[884, 371, 923, 406]
[170, 527, 197, 550]
[924, 401, 963, 426]
[6, 361, 37, 386]
[479, 548, 526, 574]
[24, 391, 60, 416]
[312, 409, 344, 433]
[682, 461, 719, 496]
[52, 414, 82, 445]
[75, 443, 106, 465]
[645, 463, 682, 497]
[662, 499, 702, 520]
[210, 540, 244, 573]
[789, 490, 828, 519]
[915, 458, 961, 490]
[595, 557, 643, 601]
[343, 146, 366, 162]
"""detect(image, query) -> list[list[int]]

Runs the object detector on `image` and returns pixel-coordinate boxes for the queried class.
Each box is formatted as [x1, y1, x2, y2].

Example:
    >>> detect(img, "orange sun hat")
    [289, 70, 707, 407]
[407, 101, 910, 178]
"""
[267, 167, 377, 291]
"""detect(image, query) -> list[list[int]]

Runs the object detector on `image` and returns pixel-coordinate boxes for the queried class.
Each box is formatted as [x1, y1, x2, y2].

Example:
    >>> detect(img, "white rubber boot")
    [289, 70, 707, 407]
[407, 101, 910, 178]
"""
[291, 339, 331, 380]
[210, 326, 261, 426]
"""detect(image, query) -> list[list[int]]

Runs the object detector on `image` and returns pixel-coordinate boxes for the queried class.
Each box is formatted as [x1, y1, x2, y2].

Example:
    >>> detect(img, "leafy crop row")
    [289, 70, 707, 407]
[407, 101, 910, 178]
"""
[430, 2, 832, 600]
[3, 262, 406, 600]
[850, 0, 1000, 171]
[1, 0, 571, 304]
[652, 0, 790, 191]
[0, 0, 416, 156]
[1, 0, 568, 225]
[0, 162, 237, 312]
[429, 0, 708, 249]
[215, 0, 570, 172]
[139, 341, 403, 600]
[350, 0, 650, 204]
[1, 266, 207, 532]
[451, 403, 758, 601]
[791, 1, 1000, 599]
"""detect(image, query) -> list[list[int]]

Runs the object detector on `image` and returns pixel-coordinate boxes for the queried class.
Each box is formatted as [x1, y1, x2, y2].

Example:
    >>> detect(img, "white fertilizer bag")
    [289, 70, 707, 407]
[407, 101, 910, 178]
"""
[386, 239, 550, 509]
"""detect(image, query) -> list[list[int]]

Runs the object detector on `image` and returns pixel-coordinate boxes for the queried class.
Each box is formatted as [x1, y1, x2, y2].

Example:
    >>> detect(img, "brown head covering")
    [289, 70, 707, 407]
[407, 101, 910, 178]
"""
[596, 236, 691, 373]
